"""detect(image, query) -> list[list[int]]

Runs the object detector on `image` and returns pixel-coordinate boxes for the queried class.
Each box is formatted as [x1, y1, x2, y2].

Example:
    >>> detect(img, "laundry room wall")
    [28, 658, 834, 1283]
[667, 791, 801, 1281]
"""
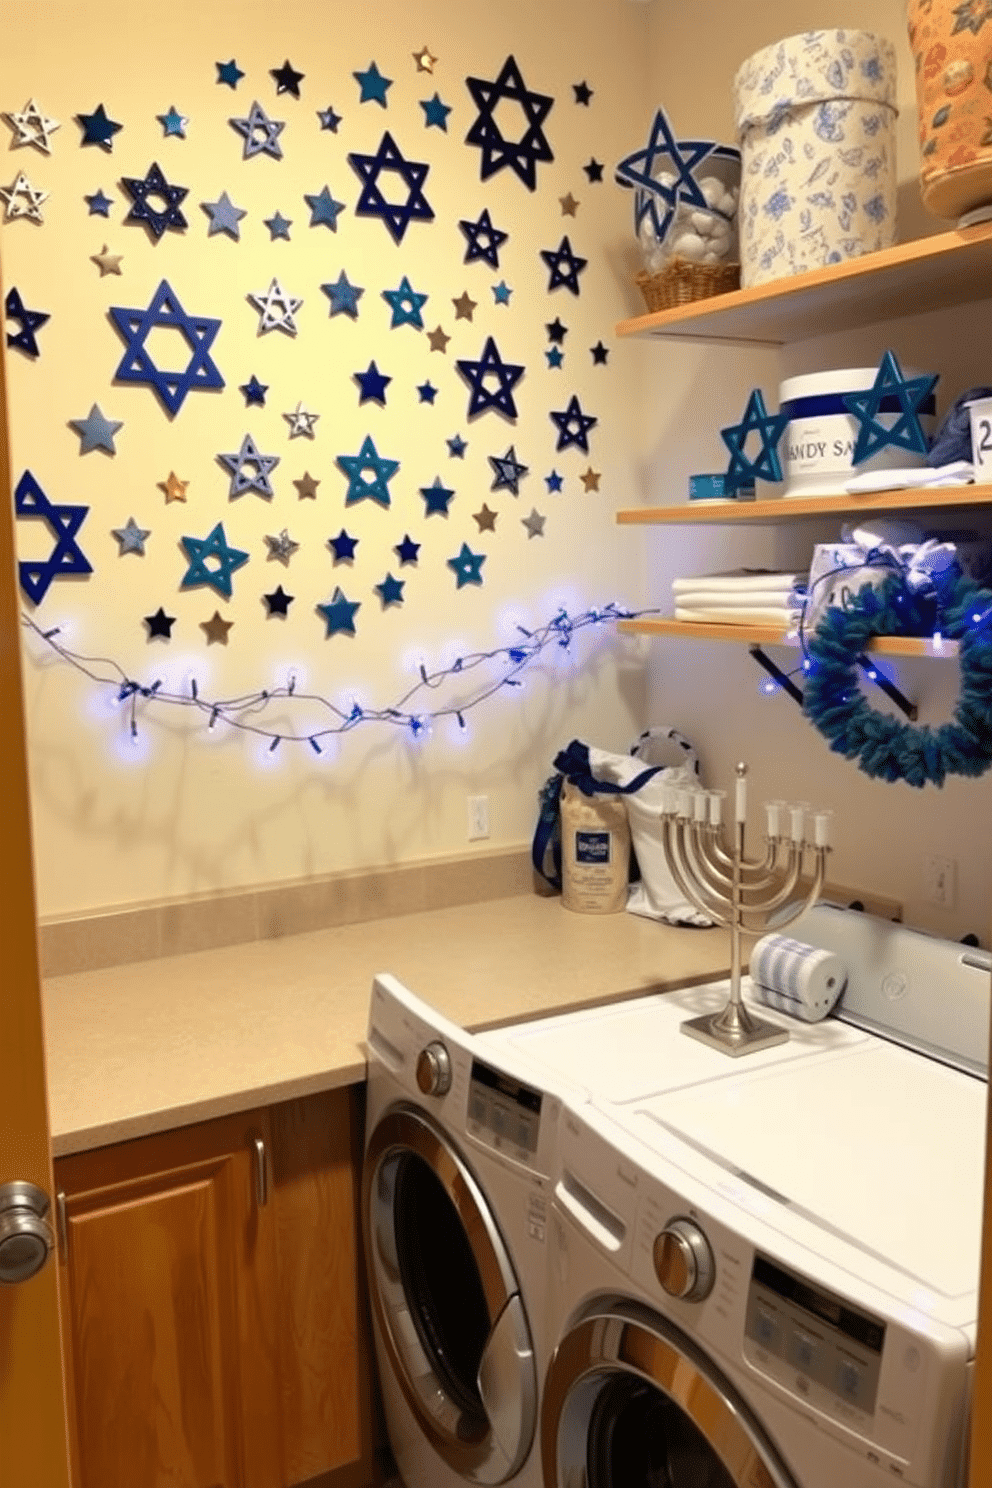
[1, 0, 656, 918]
[634, 0, 992, 940]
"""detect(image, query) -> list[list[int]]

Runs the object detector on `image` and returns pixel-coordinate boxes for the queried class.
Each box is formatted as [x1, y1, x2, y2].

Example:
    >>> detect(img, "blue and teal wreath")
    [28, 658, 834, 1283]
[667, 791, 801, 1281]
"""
[803, 570, 992, 788]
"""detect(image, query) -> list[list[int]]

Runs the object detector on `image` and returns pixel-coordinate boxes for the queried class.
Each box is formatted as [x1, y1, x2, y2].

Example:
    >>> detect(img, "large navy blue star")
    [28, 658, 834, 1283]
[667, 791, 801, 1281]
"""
[337, 435, 399, 507]
[317, 586, 361, 636]
[77, 103, 122, 151]
[329, 529, 359, 562]
[121, 162, 188, 240]
[720, 388, 788, 494]
[355, 361, 391, 405]
[458, 207, 508, 268]
[420, 477, 454, 515]
[456, 336, 525, 421]
[540, 236, 587, 295]
[14, 469, 92, 604]
[550, 395, 598, 453]
[348, 132, 434, 244]
[110, 280, 224, 416]
[395, 534, 420, 565]
[5, 286, 49, 357]
[842, 350, 937, 465]
[180, 521, 249, 599]
[464, 55, 554, 191]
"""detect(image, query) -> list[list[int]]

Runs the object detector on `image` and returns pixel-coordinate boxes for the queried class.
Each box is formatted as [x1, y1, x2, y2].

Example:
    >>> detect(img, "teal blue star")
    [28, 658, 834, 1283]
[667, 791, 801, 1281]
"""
[447, 542, 485, 588]
[157, 106, 189, 138]
[421, 477, 454, 516]
[317, 586, 361, 636]
[842, 350, 937, 465]
[180, 522, 249, 599]
[337, 435, 399, 507]
[354, 62, 392, 106]
[264, 210, 292, 239]
[305, 184, 345, 230]
[375, 572, 405, 607]
[720, 389, 788, 494]
[421, 93, 451, 130]
[321, 271, 363, 318]
[216, 59, 244, 89]
[493, 280, 512, 306]
[382, 274, 428, 329]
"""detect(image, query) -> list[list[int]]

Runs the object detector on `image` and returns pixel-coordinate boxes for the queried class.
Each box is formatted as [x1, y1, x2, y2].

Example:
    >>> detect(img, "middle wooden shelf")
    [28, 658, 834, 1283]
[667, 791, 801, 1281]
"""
[617, 484, 992, 528]
[618, 616, 959, 657]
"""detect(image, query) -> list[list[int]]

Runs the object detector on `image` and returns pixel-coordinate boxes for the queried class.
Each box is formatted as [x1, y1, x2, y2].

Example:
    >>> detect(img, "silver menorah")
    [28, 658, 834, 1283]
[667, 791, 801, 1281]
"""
[661, 763, 833, 1057]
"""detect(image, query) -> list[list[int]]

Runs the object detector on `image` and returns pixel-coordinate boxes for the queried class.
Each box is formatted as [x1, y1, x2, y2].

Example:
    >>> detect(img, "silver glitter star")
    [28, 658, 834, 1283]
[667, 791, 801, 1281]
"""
[3, 99, 60, 153]
[283, 401, 319, 438]
[522, 507, 546, 538]
[111, 516, 151, 555]
[0, 171, 49, 223]
[248, 277, 303, 336]
[263, 528, 300, 565]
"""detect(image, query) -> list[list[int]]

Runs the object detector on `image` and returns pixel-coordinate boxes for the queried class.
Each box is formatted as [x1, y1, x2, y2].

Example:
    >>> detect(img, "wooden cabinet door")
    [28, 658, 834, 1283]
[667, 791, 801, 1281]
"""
[55, 1111, 281, 1488]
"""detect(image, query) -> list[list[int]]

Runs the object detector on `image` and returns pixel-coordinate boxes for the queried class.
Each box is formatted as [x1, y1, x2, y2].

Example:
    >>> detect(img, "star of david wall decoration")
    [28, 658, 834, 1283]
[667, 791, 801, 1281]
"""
[464, 54, 554, 191]
[14, 470, 92, 604]
[348, 132, 434, 244]
[110, 280, 224, 416]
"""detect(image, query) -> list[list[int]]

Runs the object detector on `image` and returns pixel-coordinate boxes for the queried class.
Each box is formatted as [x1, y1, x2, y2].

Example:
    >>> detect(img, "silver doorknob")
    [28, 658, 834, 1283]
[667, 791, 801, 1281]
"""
[0, 1181, 56, 1284]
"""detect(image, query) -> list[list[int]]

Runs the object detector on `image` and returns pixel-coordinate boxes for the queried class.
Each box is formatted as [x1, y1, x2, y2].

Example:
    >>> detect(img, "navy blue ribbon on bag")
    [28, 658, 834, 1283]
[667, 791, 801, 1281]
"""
[531, 740, 664, 890]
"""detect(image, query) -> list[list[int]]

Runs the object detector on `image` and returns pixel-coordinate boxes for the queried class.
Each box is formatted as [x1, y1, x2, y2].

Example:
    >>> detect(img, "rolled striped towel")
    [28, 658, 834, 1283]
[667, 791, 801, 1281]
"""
[749, 933, 847, 1023]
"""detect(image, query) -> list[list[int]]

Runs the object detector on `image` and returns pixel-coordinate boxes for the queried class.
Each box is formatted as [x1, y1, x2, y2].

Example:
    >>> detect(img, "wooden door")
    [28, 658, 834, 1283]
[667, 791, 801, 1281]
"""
[0, 288, 72, 1484]
[56, 1111, 281, 1488]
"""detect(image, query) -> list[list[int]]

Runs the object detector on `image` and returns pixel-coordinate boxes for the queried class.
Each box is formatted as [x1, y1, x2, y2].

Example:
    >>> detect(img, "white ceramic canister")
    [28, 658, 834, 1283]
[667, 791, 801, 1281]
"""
[733, 30, 898, 288]
[779, 368, 936, 497]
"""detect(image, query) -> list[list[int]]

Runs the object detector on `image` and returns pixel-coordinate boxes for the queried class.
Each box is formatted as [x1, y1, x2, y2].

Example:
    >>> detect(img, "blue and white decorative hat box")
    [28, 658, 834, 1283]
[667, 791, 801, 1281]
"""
[733, 30, 898, 288]
[779, 368, 936, 497]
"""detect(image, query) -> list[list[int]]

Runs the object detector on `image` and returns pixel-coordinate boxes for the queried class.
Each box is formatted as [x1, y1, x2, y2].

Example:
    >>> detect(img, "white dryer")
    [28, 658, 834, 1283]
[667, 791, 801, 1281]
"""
[363, 972, 571, 1488]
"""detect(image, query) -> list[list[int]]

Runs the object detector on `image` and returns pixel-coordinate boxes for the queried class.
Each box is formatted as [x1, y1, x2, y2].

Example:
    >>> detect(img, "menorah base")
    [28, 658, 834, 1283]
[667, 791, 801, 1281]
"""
[680, 1008, 789, 1058]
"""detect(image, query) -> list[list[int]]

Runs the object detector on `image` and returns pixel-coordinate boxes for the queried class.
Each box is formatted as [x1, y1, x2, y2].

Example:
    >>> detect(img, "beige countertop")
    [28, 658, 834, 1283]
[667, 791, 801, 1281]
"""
[43, 894, 733, 1157]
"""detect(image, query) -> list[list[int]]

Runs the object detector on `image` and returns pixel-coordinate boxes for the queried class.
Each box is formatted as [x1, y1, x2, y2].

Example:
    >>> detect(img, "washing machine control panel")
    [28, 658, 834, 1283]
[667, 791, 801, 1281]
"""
[467, 1058, 542, 1159]
[744, 1253, 886, 1420]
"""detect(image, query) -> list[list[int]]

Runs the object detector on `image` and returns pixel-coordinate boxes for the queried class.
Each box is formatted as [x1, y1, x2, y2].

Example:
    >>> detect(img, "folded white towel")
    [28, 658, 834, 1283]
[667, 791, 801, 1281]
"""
[674, 605, 801, 626]
[675, 589, 802, 610]
[672, 569, 803, 596]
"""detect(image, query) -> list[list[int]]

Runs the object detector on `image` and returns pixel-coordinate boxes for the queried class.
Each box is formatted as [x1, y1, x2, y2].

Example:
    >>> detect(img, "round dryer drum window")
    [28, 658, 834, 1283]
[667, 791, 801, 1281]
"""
[541, 1304, 799, 1488]
[363, 1103, 538, 1484]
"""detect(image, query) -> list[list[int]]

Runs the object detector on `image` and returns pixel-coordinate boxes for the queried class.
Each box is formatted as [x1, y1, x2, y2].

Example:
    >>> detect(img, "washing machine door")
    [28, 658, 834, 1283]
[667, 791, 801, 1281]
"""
[363, 1102, 537, 1484]
[542, 1302, 799, 1488]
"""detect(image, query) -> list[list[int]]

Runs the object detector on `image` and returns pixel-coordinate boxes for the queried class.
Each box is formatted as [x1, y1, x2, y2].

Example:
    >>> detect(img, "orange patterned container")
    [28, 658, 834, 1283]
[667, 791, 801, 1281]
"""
[909, 0, 992, 218]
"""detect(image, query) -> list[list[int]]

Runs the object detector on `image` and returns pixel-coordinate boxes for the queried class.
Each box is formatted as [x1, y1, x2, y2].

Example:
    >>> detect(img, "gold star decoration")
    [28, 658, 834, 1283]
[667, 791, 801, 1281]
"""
[413, 45, 438, 73]
[159, 471, 189, 503]
[90, 243, 123, 276]
[201, 611, 234, 645]
[427, 325, 450, 353]
[452, 291, 477, 321]
[293, 471, 320, 499]
[559, 192, 579, 217]
[580, 467, 601, 492]
[473, 503, 498, 532]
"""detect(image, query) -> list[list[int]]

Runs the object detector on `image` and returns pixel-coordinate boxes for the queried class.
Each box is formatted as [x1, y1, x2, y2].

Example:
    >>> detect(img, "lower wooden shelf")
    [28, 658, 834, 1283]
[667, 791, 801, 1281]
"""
[617, 617, 959, 657]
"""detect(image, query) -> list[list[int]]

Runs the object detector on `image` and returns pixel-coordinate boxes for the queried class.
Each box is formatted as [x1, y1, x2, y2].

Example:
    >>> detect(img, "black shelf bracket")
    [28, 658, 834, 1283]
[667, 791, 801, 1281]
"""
[749, 646, 804, 706]
[855, 654, 917, 721]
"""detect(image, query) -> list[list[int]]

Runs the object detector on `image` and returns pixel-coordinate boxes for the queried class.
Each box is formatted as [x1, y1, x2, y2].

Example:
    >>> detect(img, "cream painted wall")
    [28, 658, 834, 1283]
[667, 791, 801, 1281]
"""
[1, 0, 654, 916]
[636, 0, 992, 939]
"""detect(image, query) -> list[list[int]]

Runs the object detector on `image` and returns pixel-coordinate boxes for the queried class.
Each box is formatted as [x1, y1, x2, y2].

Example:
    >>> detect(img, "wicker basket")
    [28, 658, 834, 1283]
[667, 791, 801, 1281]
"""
[636, 257, 740, 313]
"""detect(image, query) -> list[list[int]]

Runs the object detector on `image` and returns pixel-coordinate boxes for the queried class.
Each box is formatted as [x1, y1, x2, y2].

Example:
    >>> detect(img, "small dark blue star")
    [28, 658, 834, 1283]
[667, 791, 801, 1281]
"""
[395, 534, 420, 565]
[240, 375, 268, 406]
[264, 210, 292, 239]
[271, 60, 305, 98]
[355, 360, 391, 405]
[121, 162, 188, 240]
[264, 584, 294, 617]
[421, 93, 451, 130]
[550, 395, 598, 453]
[458, 208, 508, 269]
[317, 586, 361, 636]
[546, 317, 568, 343]
[349, 132, 434, 244]
[305, 184, 345, 230]
[417, 381, 438, 404]
[14, 470, 92, 604]
[465, 54, 554, 191]
[5, 287, 49, 358]
[318, 105, 342, 132]
[216, 59, 245, 89]
[842, 350, 937, 465]
[489, 445, 529, 495]
[420, 477, 454, 515]
[144, 606, 176, 638]
[541, 236, 587, 295]
[456, 336, 525, 421]
[493, 280, 512, 306]
[84, 187, 113, 216]
[382, 274, 428, 328]
[321, 271, 364, 319]
[447, 542, 485, 588]
[720, 388, 789, 494]
[591, 341, 609, 365]
[354, 62, 392, 106]
[328, 529, 359, 562]
[447, 433, 467, 458]
[77, 104, 122, 151]
[546, 347, 564, 369]
[545, 470, 564, 493]
[583, 158, 604, 182]
[573, 81, 593, 105]
[180, 521, 249, 599]
[375, 572, 405, 607]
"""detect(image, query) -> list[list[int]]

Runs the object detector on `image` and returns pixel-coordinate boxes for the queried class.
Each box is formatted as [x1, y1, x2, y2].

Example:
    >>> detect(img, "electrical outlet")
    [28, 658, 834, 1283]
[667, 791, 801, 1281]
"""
[467, 795, 490, 841]
[924, 855, 956, 908]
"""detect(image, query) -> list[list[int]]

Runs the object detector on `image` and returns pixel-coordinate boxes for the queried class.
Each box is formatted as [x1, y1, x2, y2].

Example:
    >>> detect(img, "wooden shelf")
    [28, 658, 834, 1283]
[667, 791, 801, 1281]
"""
[616, 223, 992, 345]
[618, 617, 958, 657]
[617, 483, 992, 527]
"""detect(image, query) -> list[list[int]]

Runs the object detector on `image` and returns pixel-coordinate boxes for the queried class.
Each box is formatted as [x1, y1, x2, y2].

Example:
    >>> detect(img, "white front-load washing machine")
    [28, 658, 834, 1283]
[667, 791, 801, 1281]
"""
[363, 972, 571, 1488]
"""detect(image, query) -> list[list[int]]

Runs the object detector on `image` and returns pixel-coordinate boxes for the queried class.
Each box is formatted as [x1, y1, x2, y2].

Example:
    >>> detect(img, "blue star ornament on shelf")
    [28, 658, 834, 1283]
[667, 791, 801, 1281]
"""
[720, 388, 789, 494]
[77, 103, 122, 151]
[337, 435, 399, 508]
[447, 542, 486, 588]
[14, 470, 92, 604]
[305, 184, 345, 229]
[550, 395, 597, 453]
[458, 208, 508, 268]
[322, 271, 364, 319]
[202, 190, 247, 238]
[489, 445, 528, 494]
[5, 287, 49, 357]
[110, 280, 224, 416]
[121, 162, 189, 240]
[465, 54, 554, 191]
[842, 350, 938, 465]
[317, 586, 361, 637]
[230, 101, 285, 160]
[615, 106, 736, 238]
[421, 477, 455, 516]
[180, 522, 250, 598]
[218, 434, 280, 498]
[354, 62, 392, 106]
[348, 132, 434, 244]
[456, 337, 525, 421]
[382, 274, 428, 329]
[540, 236, 588, 295]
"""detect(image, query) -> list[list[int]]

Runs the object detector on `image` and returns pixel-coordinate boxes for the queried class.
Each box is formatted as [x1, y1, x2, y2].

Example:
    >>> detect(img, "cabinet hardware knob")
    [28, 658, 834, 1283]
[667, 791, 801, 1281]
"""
[252, 1136, 269, 1207]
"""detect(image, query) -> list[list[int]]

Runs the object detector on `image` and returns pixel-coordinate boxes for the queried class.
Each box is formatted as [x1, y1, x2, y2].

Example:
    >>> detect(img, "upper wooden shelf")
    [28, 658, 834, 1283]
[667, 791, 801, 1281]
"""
[617, 617, 958, 658]
[615, 223, 992, 346]
[617, 483, 992, 527]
